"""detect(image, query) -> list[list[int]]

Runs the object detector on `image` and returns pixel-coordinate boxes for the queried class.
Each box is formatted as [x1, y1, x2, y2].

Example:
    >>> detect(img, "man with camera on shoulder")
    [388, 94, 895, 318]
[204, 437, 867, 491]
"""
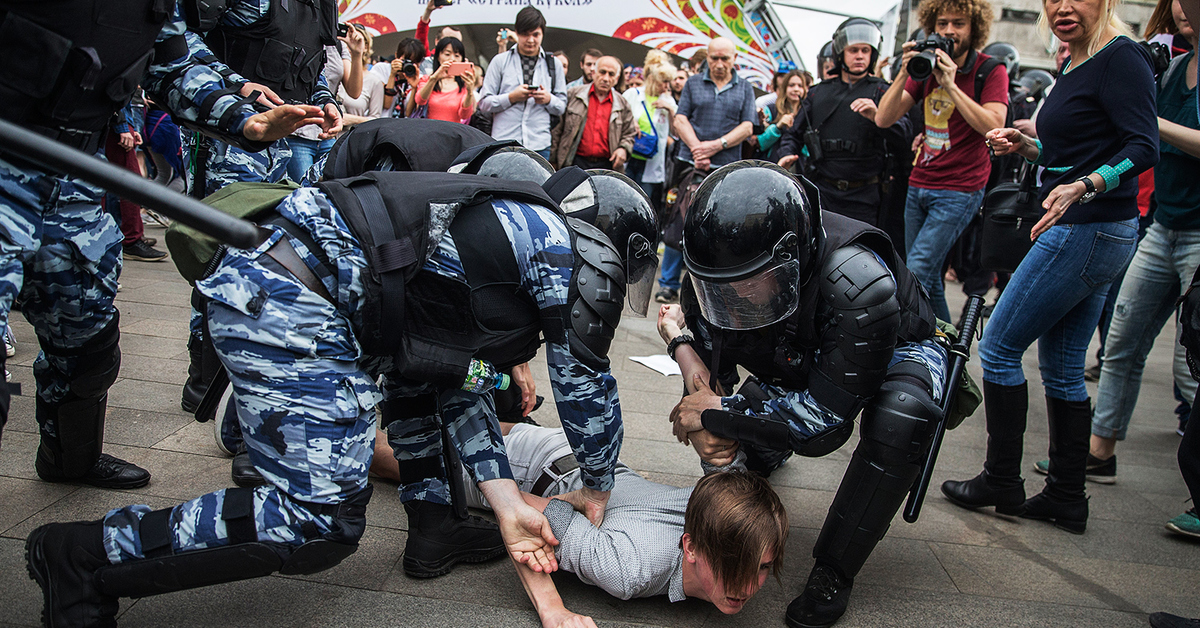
[875, 0, 1009, 323]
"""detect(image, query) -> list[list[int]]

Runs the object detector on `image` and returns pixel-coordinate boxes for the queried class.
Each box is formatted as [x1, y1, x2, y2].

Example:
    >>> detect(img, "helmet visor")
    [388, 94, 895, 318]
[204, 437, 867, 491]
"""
[835, 22, 882, 52]
[691, 260, 800, 330]
[625, 233, 659, 317]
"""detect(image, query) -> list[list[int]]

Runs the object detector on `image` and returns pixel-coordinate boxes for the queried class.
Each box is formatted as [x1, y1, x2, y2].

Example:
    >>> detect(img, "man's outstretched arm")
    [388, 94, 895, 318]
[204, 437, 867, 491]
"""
[512, 492, 598, 628]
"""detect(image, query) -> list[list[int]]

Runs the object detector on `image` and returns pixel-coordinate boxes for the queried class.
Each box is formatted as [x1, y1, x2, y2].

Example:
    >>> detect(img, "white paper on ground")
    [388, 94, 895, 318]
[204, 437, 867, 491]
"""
[629, 355, 682, 377]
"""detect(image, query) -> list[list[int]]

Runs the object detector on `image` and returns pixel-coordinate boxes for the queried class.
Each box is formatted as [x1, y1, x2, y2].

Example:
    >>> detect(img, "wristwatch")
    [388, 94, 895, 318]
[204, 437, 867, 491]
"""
[720, 136, 728, 149]
[1076, 175, 1097, 204]
[667, 333, 694, 361]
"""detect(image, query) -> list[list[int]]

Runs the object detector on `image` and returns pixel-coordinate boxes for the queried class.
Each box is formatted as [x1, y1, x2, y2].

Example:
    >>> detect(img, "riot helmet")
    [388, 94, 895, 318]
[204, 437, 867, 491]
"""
[449, 141, 555, 184]
[831, 18, 882, 77]
[546, 167, 661, 316]
[816, 40, 837, 79]
[1016, 69, 1053, 101]
[683, 161, 817, 330]
[982, 42, 1021, 78]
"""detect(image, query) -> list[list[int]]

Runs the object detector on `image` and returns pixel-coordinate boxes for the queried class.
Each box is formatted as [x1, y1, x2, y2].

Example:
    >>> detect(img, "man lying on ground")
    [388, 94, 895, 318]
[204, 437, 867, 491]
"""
[372, 423, 789, 627]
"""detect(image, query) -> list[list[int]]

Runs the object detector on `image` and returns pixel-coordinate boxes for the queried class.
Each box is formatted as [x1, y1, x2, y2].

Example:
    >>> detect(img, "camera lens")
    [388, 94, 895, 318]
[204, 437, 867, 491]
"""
[907, 51, 936, 81]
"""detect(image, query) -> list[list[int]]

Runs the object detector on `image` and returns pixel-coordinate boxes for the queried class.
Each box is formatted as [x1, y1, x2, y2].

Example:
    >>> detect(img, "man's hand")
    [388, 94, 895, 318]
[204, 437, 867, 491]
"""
[531, 87, 552, 105]
[690, 429, 739, 467]
[509, 84, 534, 104]
[541, 608, 598, 628]
[690, 139, 720, 160]
[932, 49, 959, 89]
[241, 104, 326, 143]
[239, 82, 284, 109]
[553, 487, 610, 527]
[657, 303, 686, 344]
[117, 131, 140, 152]
[610, 147, 628, 170]
[911, 132, 924, 154]
[510, 362, 538, 417]
[778, 154, 799, 169]
[669, 373, 722, 442]
[850, 97, 877, 121]
[318, 103, 343, 139]
[694, 156, 711, 171]
[483, 479, 559, 573]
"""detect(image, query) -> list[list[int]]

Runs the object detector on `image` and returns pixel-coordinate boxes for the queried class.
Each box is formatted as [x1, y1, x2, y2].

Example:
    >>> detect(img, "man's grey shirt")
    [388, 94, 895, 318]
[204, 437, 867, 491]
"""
[543, 467, 691, 602]
[479, 47, 567, 151]
[675, 68, 756, 167]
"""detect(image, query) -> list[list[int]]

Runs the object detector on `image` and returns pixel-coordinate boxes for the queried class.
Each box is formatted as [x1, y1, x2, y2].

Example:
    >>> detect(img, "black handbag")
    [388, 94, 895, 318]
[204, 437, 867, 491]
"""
[981, 163, 1043, 272]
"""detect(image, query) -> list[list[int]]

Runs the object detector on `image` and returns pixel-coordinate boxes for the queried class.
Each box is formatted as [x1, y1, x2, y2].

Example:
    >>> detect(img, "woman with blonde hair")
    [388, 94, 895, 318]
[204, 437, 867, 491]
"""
[625, 62, 678, 212]
[942, 0, 1158, 534]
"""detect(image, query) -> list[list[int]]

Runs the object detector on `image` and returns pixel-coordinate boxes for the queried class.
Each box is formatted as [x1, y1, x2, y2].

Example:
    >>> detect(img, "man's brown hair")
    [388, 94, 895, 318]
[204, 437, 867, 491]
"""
[683, 471, 789, 595]
[916, 0, 995, 52]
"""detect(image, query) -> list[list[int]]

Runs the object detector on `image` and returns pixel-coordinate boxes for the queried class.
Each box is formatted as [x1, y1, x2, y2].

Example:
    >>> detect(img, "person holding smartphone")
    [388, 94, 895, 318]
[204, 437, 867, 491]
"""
[415, 37, 478, 122]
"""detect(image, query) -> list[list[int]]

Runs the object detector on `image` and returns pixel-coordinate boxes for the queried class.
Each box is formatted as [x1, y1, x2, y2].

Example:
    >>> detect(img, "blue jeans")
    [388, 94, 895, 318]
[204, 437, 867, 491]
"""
[536, 149, 551, 161]
[979, 219, 1139, 401]
[904, 185, 986, 321]
[658, 245, 683, 291]
[1092, 223, 1200, 439]
[284, 136, 336, 184]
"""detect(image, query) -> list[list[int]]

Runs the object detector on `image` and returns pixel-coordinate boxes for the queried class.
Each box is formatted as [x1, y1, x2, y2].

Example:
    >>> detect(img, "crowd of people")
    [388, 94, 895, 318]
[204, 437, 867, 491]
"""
[2, 0, 1199, 627]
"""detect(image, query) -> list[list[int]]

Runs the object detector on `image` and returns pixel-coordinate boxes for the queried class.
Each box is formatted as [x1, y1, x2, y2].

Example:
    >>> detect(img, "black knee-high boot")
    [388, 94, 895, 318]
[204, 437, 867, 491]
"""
[941, 380, 1028, 514]
[1021, 396, 1090, 534]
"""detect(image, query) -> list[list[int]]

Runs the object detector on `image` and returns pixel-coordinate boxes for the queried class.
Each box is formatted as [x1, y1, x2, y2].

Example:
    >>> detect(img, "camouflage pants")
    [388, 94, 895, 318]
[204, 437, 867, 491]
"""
[0, 156, 121, 436]
[102, 224, 379, 561]
[182, 133, 291, 198]
[381, 377, 512, 506]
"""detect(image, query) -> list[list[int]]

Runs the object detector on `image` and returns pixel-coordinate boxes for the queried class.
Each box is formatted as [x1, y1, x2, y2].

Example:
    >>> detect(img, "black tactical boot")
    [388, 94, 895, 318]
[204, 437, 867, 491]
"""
[402, 501, 506, 578]
[1020, 396, 1090, 534]
[786, 563, 854, 628]
[35, 397, 150, 490]
[231, 443, 266, 488]
[942, 381, 1027, 514]
[180, 334, 206, 414]
[26, 520, 118, 628]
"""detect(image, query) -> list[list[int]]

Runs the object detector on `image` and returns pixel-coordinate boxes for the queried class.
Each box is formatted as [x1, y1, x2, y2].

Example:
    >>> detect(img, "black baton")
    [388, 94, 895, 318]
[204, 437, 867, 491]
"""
[0, 117, 262, 249]
[903, 294, 986, 523]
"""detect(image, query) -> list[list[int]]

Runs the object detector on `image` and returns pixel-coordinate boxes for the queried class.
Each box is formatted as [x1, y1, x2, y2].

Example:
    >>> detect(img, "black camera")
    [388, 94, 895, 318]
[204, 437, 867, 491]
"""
[907, 33, 955, 81]
[1139, 40, 1171, 79]
[337, 23, 349, 38]
[401, 60, 417, 78]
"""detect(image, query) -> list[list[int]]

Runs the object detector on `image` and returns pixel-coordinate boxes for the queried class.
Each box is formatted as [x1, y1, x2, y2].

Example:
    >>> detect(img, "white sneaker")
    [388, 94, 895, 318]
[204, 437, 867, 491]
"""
[4, 327, 14, 358]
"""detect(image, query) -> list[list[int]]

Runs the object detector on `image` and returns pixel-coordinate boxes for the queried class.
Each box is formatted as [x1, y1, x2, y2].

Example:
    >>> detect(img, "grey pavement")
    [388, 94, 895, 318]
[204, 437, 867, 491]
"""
[2, 221, 1198, 627]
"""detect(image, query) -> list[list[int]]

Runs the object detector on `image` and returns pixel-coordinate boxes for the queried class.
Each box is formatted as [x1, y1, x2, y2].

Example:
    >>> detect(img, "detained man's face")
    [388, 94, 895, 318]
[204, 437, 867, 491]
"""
[689, 545, 776, 614]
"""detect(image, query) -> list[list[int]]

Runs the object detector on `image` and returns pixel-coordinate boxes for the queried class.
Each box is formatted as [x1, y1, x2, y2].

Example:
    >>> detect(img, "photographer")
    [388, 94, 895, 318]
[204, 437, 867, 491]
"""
[874, 0, 1009, 322]
[478, 6, 567, 158]
[384, 38, 427, 118]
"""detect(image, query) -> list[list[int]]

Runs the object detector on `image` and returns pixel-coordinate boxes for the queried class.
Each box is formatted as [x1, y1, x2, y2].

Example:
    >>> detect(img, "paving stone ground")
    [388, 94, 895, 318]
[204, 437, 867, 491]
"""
[2, 221, 1198, 627]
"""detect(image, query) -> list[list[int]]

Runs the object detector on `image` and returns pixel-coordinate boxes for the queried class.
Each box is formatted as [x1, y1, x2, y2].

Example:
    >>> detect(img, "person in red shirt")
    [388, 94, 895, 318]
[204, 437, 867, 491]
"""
[875, 0, 1009, 322]
[550, 56, 637, 171]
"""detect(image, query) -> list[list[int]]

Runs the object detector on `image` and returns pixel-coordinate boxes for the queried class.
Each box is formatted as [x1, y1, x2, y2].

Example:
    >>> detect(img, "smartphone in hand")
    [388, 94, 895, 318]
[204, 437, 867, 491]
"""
[445, 62, 472, 77]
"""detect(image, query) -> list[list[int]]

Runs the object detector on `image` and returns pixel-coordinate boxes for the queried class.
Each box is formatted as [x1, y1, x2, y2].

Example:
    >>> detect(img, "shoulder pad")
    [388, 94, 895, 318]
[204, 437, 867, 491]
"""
[565, 217, 626, 369]
[820, 244, 898, 311]
[184, 0, 227, 31]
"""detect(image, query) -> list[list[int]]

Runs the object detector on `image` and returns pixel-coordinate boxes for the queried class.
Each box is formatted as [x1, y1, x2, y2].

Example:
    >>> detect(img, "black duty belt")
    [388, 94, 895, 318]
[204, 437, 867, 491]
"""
[531, 453, 579, 497]
[27, 124, 105, 156]
[818, 175, 880, 191]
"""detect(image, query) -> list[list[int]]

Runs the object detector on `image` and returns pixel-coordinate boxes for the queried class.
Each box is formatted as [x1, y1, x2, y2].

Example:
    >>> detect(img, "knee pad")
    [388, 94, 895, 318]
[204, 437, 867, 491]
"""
[42, 314, 121, 401]
[859, 374, 941, 466]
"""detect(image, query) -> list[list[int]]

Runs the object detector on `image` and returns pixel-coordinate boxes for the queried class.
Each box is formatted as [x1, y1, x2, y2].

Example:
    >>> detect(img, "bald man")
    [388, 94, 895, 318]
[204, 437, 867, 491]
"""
[550, 55, 637, 171]
[673, 38, 756, 172]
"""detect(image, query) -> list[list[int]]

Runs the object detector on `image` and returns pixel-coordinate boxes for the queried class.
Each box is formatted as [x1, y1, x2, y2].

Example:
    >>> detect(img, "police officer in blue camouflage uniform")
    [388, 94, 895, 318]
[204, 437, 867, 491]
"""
[179, 0, 343, 423]
[0, 0, 326, 500]
[24, 147, 658, 623]
[658, 162, 948, 628]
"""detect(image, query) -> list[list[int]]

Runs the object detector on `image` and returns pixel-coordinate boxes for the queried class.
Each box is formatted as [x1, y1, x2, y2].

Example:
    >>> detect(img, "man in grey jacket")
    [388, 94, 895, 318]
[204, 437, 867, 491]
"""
[478, 6, 567, 159]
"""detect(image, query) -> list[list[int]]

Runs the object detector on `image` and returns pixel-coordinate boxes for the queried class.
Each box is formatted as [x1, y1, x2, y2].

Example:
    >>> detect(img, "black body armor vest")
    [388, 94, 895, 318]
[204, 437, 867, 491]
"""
[322, 118, 494, 179]
[318, 172, 563, 388]
[202, 0, 335, 105]
[0, 0, 175, 144]
[805, 77, 888, 170]
[684, 211, 936, 391]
